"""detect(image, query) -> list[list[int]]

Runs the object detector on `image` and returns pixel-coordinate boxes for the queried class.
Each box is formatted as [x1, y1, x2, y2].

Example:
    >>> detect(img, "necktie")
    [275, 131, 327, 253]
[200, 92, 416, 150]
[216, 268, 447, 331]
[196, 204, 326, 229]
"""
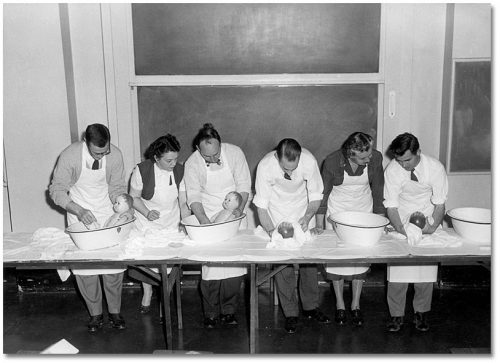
[284, 173, 291, 180]
[410, 169, 418, 182]
[169, 175, 172, 186]
[92, 159, 99, 170]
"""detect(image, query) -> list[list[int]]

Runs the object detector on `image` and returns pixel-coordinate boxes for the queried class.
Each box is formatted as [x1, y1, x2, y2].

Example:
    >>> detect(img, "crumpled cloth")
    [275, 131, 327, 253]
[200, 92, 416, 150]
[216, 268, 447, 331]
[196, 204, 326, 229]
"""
[120, 226, 192, 258]
[388, 224, 462, 248]
[256, 222, 314, 250]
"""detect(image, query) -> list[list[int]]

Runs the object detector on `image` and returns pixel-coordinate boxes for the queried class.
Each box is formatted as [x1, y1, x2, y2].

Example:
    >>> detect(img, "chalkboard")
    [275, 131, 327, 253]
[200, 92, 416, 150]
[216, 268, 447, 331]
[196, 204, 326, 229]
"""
[137, 85, 378, 183]
[449, 61, 491, 172]
[132, 4, 380, 75]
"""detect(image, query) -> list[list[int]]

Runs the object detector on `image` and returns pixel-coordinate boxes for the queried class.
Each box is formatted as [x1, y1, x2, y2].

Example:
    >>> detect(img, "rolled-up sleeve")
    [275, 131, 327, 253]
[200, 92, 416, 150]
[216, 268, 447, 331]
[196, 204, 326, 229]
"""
[430, 163, 448, 205]
[383, 162, 402, 209]
[228, 145, 251, 194]
[184, 155, 204, 206]
[305, 154, 324, 202]
[253, 159, 272, 210]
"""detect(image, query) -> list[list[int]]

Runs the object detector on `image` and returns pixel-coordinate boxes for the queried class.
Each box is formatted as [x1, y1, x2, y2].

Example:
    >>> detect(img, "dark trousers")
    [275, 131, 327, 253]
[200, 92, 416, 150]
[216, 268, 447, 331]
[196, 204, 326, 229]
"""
[274, 264, 319, 317]
[387, 282, 434, 317]
[75, 272, 124, 316]
[200, 275, 243, 318]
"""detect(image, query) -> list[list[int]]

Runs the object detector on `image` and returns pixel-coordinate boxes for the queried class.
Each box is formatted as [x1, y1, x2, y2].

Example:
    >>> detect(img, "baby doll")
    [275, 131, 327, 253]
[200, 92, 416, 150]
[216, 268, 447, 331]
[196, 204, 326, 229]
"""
[104, 193, 135, 228]
[210, 191, 243, 223]
[409, 211, 426, 230]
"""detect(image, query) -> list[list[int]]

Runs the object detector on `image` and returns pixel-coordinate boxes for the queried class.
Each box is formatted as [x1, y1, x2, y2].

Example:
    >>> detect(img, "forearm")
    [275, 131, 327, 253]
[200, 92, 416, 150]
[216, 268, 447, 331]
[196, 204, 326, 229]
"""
[65, 201, 85, 218]
[237, 192, 249, 213]
[257, 207, 275, 235]
[132, 197, 151, 218]
[190, 202, 211, 224]
[425, 203, 446, 234]
[179, 191, 191, 219]
[387, 207, 406, 236]
[315, 213, 325, 229]
[304, 200, 321, 222]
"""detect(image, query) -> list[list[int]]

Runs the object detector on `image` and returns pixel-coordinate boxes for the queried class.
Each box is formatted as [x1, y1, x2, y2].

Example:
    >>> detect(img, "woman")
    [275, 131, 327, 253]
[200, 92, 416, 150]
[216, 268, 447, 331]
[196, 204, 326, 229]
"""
[316, 132, 385, 327]
[129, 134, 190, 312]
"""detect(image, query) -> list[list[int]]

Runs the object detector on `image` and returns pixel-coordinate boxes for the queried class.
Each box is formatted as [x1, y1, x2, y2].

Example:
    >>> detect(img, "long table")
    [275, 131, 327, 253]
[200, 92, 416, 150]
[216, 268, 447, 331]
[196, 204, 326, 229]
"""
[3, 229, 491, 353]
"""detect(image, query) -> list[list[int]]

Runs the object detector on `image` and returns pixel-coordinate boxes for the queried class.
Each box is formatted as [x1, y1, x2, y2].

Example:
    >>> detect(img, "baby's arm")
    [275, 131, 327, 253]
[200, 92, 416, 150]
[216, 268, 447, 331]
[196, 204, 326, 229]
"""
[212, 209, 235, 224]
[104, 213, 120, 228]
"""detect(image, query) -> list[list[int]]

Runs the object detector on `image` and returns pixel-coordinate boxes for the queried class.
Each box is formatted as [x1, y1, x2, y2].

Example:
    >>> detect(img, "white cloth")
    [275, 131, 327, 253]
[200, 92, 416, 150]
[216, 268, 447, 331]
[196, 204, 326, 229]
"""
[195, 148, 247, 280]
[266, 221, 314, 250]
[130, 163, 185, 230]
[253, 148, 323, 226]
[384, 153, 448, 283]
[67, 144, 125, 276]
[325, 168, 371, 276]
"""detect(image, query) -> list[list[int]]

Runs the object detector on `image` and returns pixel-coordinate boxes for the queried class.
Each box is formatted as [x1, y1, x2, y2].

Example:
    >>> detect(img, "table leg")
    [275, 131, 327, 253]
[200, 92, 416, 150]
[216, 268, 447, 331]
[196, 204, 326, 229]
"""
[175, 266, 183, 330]
[160, 264, 173, 350]
[250, 263, 257, 354]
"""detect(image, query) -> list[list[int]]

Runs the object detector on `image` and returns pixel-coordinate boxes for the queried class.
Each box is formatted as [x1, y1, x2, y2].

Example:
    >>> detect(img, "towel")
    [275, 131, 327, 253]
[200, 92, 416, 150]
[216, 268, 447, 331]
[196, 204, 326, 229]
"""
[32, 228, 74, 282]
[265, 222, 314, 250]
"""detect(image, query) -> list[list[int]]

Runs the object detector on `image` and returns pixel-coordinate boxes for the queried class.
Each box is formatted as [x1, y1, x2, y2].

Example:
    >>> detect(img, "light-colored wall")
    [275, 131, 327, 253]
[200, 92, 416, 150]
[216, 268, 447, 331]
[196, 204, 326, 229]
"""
[4, 4, 71, 231]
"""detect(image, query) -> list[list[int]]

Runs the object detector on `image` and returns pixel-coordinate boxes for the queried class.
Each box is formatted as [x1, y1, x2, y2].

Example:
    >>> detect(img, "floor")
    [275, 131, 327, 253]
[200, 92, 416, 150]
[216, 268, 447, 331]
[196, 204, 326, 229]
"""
[3, 264, 491, 355]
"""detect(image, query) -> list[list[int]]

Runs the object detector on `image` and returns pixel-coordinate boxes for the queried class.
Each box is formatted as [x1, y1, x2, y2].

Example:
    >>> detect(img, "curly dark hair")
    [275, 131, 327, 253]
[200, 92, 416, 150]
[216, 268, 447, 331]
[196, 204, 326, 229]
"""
[144, 134, 181, 161]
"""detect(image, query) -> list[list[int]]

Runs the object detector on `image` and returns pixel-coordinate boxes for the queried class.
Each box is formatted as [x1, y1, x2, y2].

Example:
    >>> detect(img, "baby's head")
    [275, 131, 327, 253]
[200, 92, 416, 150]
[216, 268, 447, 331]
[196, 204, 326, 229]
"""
[222, 191, 242, 211]
[409, 211, 426, 229]
[277, 223, 294, 239]
[114, 193, 133, 213]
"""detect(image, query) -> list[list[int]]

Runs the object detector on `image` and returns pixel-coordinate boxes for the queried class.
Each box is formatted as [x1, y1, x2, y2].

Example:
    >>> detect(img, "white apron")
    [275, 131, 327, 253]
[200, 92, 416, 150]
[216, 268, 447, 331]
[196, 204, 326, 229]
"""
[267, 167, 313, 228]
[135, 165, 180, 231]
[201, 149, 247, 280]
[68, 147, 125, 275]
[326, 168, 371, 276]
[387, 178, 438, 283]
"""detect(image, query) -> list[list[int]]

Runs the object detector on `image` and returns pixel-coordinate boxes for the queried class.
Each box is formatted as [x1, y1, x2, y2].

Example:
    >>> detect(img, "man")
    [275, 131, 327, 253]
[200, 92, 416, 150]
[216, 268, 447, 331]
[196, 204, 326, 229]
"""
[49, 123, 128, 333]
[253, 138, 331, 334]
[383, 132, 448, 332]
[184, 123, 251, 328]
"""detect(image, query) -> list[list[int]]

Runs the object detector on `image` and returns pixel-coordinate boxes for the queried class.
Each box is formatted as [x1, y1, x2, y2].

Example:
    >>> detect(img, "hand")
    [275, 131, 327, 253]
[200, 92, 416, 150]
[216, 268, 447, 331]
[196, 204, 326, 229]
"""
[79, 209, 98, 227]
[310, 227, 323, 235]
[297, 216, 310, 232]
[232, 208, 243, 218]
[147, 210, 160, 221]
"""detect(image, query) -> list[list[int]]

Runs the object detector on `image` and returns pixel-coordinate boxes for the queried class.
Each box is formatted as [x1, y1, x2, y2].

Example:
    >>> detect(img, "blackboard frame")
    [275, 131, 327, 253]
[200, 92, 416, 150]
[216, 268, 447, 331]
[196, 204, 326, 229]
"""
[446, 59, 491, 174]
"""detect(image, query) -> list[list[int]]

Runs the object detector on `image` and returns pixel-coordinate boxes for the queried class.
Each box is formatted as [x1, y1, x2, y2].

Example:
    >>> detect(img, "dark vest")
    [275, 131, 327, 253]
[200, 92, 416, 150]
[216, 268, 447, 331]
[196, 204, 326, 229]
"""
[137, 159, 184, 201]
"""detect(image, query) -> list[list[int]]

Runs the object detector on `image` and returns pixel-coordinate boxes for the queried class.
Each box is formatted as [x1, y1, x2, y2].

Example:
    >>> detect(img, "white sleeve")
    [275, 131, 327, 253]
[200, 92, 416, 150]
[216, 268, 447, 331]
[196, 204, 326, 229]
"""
[430, 162, 448, 205]
[130, 166, 143, 190]
[304, 154, 324, 202]
[253, 160, 272, 210]
[383, 162, 403, 209]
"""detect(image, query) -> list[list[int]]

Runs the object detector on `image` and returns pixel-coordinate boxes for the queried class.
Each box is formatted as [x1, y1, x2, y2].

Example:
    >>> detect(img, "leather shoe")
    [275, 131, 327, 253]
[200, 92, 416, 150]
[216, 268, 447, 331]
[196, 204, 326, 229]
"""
[139, 305, 151, 314]
[220, 314, 238, 325]
[351, 309, 364, 327]
[414, 312, 429, 332]
[108, 313, 126, 330]
[334, 309, 347, 325]
[303, 308, 331, 324]
[204, 317, 217, 329]
[387, 316, 403, 332]
[284, 316, 298, 334]
[87, 314, 104, 333]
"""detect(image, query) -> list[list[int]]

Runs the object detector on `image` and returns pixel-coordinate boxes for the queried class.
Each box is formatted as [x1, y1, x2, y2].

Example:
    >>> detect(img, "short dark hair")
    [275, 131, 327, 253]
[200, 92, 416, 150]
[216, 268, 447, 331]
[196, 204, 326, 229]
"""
[85, 124, 110, 147]
[389, 132, 420, 157]
[276, 138, 301, 162]
[194, 123, 221, 147]
[342, 132, 373, 157]
[144, 134, 181, 161]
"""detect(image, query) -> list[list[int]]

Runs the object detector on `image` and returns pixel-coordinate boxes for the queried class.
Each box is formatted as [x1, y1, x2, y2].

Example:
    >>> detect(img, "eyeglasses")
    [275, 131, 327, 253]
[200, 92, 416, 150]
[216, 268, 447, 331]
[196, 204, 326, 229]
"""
[88, 144, 111, 158]
[284, 173, 291, 180]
